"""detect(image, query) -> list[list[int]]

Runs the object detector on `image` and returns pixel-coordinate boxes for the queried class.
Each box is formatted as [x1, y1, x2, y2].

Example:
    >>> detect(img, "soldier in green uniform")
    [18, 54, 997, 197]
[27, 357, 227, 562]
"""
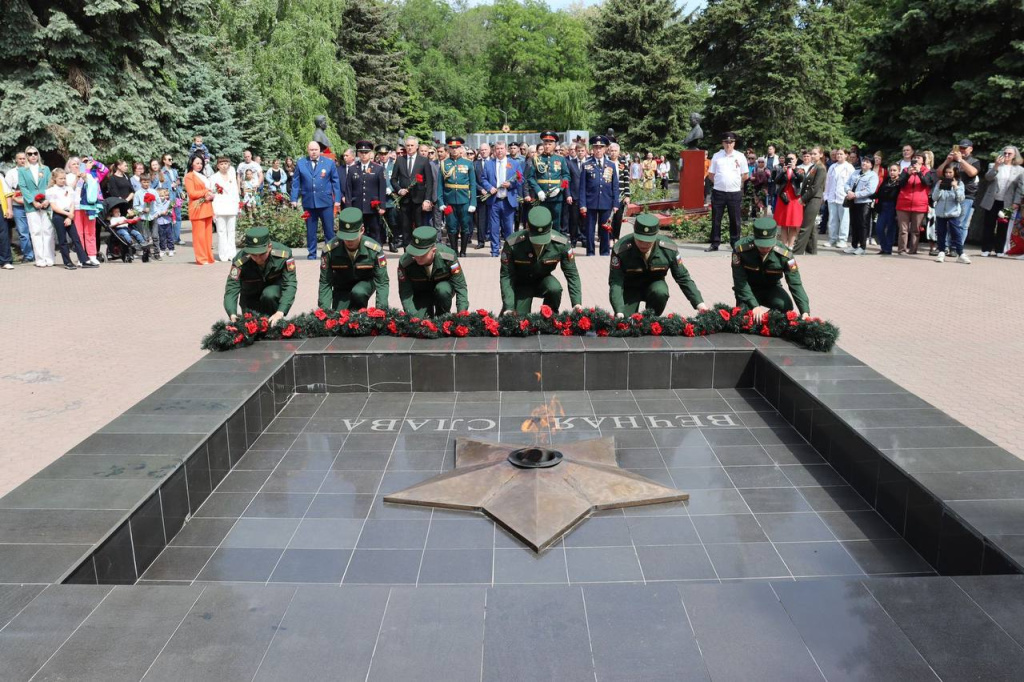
[525, 130, 571, 231]
[223, 226, 297, 324]
[500, 206, 583, 314]
[609, 214, 710, 316]
[318, 207, 391, 310]
[732, 216, 810, 320]
[436, 137, 477, 257]
[397, 226, 470, 317]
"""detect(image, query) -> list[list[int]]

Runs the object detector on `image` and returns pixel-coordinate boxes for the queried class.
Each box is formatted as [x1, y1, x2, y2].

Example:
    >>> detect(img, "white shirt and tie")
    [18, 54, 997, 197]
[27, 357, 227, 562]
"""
[496, 159, 507, 198]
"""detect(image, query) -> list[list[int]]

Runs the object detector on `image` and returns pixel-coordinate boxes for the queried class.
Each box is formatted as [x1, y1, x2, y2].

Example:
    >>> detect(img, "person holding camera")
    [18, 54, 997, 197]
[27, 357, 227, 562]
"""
[978, 145, 1023, 256]
[772, 154, 804, 248]
[896, 153, 935, 255]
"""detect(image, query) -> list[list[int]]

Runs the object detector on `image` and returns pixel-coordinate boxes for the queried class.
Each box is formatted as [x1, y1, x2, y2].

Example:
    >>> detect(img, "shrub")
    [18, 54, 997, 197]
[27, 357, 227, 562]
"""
[236, 196, 308, 248]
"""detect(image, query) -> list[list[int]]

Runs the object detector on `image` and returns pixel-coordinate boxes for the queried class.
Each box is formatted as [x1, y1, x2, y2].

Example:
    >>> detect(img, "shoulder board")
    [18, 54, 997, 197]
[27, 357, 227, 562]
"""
[398, 254, 412, 268]
[363, 238, 382, 252]
[232, 254, 248, 267]
[773, 244, 792, 258]
[508, 231, 528, 246]
[656, 236, 678, 251]
[324, 237, 341, 252]
[438, 246, 457, 262]
[735, 239, 755, 252]
[612, 237, 632, 254]
[550, 231, 568, 245]
[272, 244, 291, 259]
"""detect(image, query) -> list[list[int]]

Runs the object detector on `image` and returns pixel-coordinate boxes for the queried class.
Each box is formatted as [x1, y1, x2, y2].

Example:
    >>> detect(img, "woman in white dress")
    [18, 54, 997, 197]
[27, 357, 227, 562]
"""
[210, 156, 240, 261]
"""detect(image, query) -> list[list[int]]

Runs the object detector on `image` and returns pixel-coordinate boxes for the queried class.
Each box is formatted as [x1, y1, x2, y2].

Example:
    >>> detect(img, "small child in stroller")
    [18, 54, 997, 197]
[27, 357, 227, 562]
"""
[109, 206, 146, 248]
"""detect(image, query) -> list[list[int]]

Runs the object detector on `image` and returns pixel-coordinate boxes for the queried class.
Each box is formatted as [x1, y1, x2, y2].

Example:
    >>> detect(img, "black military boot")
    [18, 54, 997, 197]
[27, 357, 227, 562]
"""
[459, 234, 467, 257]
[448, 233, 459, 252]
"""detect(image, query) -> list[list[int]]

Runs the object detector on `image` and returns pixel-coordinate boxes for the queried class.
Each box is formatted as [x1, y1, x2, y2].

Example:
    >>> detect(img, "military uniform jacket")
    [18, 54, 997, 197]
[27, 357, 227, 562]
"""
[525, 154, 570, 201]
[732, 237, 810, 314]
[346, 162, 388, 214]
[437, 159, 477, 208]
[499, 230, 582, 308]
[580, 156, 620, 212]
[223, 242, 297, 316]
[318, 235, 390, 308]
[397, 244, 469, 313]
[609, 235, 702, 312]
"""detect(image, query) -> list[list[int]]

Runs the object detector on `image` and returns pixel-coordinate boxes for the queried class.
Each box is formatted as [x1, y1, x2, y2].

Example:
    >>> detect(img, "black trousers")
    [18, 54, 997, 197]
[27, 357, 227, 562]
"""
[710, 189, 742, 248]
[849, 203, 871, 249]
[363, 212, 383, 244]
[981, 200, 1007, 253]
[396, 199, 423, 247]
[476, 199, 491, 245]
[52, 213, 87, 266]
[611, 204, 627, 240]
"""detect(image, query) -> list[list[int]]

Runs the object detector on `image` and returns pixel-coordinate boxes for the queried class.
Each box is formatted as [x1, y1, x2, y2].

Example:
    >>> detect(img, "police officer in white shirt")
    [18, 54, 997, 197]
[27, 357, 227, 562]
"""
[705, 131, 748, 251]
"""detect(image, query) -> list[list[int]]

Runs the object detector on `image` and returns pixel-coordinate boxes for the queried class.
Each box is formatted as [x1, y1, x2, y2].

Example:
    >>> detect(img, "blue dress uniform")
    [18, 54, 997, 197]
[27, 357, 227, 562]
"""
[437, 137, 477, 257]
[346, 140, 389, 245]
[579, 135, 620, 256]
[525, 130, 570, 232]
[289, 153, 342, 259]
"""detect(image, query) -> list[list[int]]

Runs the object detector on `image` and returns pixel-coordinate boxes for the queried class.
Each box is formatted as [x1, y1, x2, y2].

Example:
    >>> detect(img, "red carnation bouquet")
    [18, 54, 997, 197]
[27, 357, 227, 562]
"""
[371, 200, 381, 210]
[443, 205, 453, 215]
[561, 179, 569, 189]
[214, 184, 224, 194]
[397, 175, 425, 206]
[34, 193, 45, 202]
[143, 192, 156, 203]
[516, 170, 523, 182]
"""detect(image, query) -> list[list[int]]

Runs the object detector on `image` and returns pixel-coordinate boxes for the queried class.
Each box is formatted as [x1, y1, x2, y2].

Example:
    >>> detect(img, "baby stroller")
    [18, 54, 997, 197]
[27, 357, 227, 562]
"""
[98, 196, 151, 263]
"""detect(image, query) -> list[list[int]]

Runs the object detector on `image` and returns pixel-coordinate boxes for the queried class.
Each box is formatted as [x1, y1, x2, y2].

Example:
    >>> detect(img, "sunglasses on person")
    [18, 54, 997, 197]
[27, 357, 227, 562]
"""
[27, 151, 39, 157]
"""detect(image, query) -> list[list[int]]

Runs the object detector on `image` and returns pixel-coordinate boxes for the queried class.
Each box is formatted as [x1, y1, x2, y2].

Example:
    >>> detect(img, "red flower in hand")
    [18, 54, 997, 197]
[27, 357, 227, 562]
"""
[415, 174, 424, 183]
[281, 324, 297, 338]
[143, 192, 156, 203]
[718, 309, 731, 321]
[301, 210, 311, 219]
[34, 193, 45, 202]
[238, 202, 245, 209]
[650, 322, 663, 335]
[215, 184, 224, 194]
[443, 205, 453, 215]
[516, 170, 523, 182]
[560, 180, 569, 189]
[371, 200, 381, 209]
[540, 305, 553, 319]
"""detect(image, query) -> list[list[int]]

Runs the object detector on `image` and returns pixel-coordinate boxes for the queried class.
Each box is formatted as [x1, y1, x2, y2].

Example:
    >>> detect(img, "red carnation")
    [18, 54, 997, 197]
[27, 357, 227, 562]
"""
[314, 308, 328, 320]
[597, 329, 609, 337]
[301, 210, 311, 219]
[143, 192, 156, 203]
[442, 320, 453, 334]
[225, 325, 237, 332]
[281, 324, 297, 338]
[259, 318, 269, 332]
[455, 324, 469, 337]
[366, 307, 386, 319]
[650, 322, 663, 335]
[760, 325, 771, 337]
[616, 322, 629, 331]
[561, 328, 572, 336]
[387, 321, 398, 334]
[215, 184, 224, 194]
[239, 201, 245, 209]
[371, 200, 381, 209]
[456, 310, 470, 317]
[630, 313, 643, 322]
[789, 320, 799, 327]
[718, 309, 731, 321]
[683, 323, 695, 337]
[415, 174, 424, 183]
[560, 179, 569, 189]
[338, 309, 351, 323]
[34, 193, 45, 202]
[519, 319, 530, 331]
[325, 318, 338, 330]
[516, 170, 523, 182]
[476, 308, 489, 317]
[245, 321, 258, 334]
[348, 322, 360, 329]
[786, 310, 799, 321]
[233, 334, 244, 345]
[577, 316, 592, 331]
[443, 205, 453, 215]
[422, 320, 438, 332]
[484, 318, 499, 336]
[539, 305, 553, 319]
[731, 307, 742, 317]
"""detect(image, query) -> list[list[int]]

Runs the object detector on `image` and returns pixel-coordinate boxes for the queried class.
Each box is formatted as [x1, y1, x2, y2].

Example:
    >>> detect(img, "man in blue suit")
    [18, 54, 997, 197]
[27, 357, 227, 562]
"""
[579, 135, 620, 256]
[480, 141, 522, 257]
[291, 141, 341, 259]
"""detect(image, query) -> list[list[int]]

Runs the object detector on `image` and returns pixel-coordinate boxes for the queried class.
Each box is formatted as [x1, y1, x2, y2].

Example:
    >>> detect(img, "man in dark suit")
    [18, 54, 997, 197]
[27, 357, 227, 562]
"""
[346, 140, 388, 244]
[793, 146, 826, 255]
[391, 136, 436, 251]
[564, 143, 584, 246]
[290, 140, 342, 259]
[473, 142, 492, 249]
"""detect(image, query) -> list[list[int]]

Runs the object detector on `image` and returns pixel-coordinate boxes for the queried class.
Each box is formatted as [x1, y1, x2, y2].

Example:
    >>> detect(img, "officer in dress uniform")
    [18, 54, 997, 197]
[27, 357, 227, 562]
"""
[319, 207, 390, 310]
[732, 216, 811, 319]
[223, 226, 297, 323]
[579, 135, 620, 256]
[526, 131, 571, 232]
[376, 143, 399, 253]
[397, 225, 469, 317]
[609, 214, 708, 316]
[499, 206, 583, 314]
[346, 140, 389, 246]
[437, 137, 477, 257]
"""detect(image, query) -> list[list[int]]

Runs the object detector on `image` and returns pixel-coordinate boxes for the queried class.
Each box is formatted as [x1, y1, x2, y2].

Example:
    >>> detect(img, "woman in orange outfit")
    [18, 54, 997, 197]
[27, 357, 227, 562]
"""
[184, 155, 214, 264]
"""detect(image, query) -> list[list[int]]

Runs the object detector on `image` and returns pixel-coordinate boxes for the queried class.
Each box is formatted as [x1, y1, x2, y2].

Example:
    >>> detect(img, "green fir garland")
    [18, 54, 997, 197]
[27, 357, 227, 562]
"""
[201, 305, 839, 353]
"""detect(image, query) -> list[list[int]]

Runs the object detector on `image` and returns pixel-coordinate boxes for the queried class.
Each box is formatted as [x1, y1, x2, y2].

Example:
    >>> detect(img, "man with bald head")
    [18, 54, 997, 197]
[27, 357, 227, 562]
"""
[291, 140, 342, 259]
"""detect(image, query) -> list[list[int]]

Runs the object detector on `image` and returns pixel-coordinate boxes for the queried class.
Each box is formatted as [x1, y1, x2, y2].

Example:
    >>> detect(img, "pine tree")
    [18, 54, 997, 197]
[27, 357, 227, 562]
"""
[686, 0, 859, 151]
[592, 0, 702, 154]
[854, 0, 1024, 154]
[337, 0, 408, 141]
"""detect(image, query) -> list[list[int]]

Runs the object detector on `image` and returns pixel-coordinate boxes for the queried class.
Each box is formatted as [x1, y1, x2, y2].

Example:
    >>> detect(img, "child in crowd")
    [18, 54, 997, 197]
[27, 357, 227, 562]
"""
[874, 164, 902, 255]
[133, 175, 161, 259]
[189, 135, 210, 161]
[46, 168, 93, 270]
[242, 168, 259, 214]
[932, 165, 968, 264]
[108, 206, 146, 251]
[155, 188, 175, 257]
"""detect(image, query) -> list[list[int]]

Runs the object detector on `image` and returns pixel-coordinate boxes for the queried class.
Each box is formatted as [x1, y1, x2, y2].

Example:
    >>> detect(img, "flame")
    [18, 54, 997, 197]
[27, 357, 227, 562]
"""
[520, 395, 565, 445]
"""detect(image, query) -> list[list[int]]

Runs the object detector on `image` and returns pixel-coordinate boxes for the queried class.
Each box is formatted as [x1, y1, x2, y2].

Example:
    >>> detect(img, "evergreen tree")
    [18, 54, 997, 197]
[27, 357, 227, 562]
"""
[592, 0, 702, 154]
[337, 0, 408, 141]
[686, 0, 859, 151]
[854, 0, 1024, 154]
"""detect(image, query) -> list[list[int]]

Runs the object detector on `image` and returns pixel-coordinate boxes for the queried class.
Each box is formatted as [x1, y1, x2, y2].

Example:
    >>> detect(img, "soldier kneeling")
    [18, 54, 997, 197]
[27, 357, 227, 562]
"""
[319, 207, 391, 310]
[223, 226, 297, 325]
[398, 226, 469, 317]
[499, 206, 583, 314]
[609, 213, 709, 317]
[732, 217, 811, 321]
